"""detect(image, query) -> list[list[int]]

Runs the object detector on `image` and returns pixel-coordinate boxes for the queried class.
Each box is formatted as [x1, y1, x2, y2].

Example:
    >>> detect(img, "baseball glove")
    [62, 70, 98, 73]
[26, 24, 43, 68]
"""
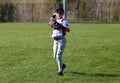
[51, 20, 61, 30]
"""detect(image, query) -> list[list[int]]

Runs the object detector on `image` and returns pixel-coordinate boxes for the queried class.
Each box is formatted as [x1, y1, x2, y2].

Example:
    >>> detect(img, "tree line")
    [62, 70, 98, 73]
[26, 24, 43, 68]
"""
[0, 0, 120, 22]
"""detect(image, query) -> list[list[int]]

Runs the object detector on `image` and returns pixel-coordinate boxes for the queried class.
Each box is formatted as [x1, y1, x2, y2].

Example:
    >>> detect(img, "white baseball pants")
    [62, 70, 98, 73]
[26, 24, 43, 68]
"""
[53, 36, 66, 72]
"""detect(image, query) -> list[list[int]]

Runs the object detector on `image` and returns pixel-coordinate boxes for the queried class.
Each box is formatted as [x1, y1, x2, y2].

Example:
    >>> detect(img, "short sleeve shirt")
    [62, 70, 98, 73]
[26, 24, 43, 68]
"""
[51, 19, 70, 38]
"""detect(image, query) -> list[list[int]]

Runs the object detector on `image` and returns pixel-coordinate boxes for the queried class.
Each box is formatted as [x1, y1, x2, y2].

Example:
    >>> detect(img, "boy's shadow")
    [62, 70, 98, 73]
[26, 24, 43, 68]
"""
[67, 71, 120, 77]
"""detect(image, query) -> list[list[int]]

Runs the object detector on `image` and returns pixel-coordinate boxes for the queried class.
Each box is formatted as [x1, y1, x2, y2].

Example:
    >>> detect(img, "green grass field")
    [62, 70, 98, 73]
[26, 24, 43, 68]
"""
[0, 23, 120, 83]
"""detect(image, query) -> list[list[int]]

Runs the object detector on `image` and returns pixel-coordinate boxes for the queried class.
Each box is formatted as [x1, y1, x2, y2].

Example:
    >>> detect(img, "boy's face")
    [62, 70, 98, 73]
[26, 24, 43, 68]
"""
[55, 12, 63, 19]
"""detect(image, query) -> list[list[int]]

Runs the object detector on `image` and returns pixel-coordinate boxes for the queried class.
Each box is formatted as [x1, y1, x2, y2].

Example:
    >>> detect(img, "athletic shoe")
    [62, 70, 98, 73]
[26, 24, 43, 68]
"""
[63, 64, 66, 71]
[57, 72, 63, 76]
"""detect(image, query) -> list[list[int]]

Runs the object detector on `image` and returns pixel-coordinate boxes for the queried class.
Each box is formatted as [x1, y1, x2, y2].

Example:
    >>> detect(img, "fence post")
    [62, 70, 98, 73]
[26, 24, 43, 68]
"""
[63, 0, 67, 19]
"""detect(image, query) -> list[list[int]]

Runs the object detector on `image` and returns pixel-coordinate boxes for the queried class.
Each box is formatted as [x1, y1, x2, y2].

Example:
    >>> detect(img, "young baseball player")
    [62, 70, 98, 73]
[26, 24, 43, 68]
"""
[49, 7, 70, 76]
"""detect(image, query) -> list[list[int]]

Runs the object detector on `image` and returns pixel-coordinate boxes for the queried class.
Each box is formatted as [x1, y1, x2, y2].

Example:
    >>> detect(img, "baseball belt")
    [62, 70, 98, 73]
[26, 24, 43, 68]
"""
[53, 36, 63, 41]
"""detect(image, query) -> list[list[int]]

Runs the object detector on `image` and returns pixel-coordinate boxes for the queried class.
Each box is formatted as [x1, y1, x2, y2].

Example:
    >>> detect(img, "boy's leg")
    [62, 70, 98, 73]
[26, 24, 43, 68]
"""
[53, 40, 58, 59]
[56, 37, 66, 73]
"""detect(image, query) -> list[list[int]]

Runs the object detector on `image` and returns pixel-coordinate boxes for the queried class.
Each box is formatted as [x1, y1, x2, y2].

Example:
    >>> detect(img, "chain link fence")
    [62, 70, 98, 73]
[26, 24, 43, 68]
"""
[12, 3, 53, 22]
[0, 2, 120, 23]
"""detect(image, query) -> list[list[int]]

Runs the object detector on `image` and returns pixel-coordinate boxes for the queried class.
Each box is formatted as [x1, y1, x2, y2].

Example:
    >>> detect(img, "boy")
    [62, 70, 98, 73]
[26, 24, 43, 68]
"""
[49, 7, 70, 76]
